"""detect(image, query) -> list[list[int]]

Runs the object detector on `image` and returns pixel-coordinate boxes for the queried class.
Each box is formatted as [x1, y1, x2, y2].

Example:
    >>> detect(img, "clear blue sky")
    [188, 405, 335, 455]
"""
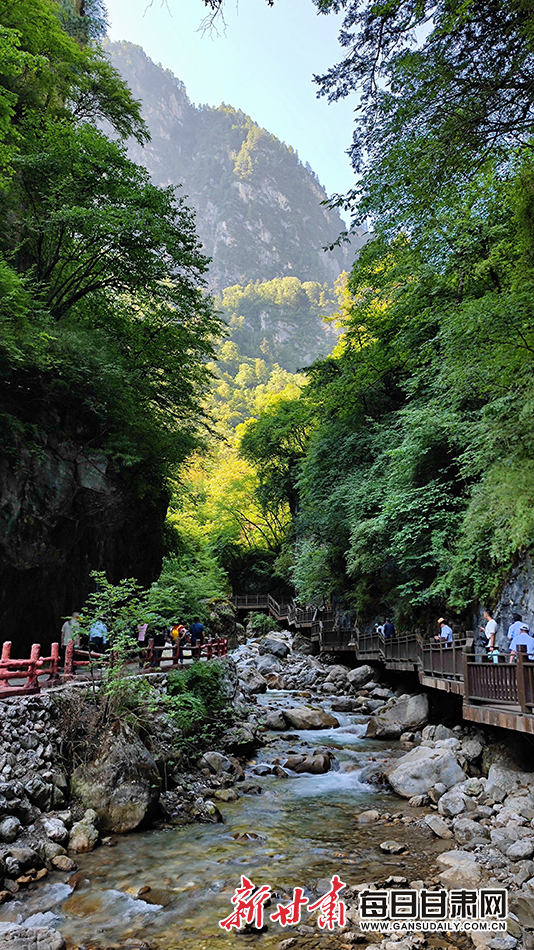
[105, 0, 358, 199]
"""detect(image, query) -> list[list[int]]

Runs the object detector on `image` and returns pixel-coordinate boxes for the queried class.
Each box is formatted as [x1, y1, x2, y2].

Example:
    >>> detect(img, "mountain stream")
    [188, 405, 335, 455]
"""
[0, 688, 449, 949]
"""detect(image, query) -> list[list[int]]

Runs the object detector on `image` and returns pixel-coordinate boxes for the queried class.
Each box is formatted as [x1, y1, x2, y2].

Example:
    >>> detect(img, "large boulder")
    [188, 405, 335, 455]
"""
[347, 665, 374, 689]
[366, 694, 429, 739]
[325, 665, 349, 685]
[238, 667, 268, 694]
[256, 655, 281, 674]
[264, 710, 287, 731]
[198, 751, 234, 774]
[282, 706, 339, 730]
[437, 851, 486, 888]
[279, 754, 331, 774]
[70, 723, 160, 833]
[258, 637, 290, 659]
[387, 746, 465, 798]
[365, 718, 403, 739]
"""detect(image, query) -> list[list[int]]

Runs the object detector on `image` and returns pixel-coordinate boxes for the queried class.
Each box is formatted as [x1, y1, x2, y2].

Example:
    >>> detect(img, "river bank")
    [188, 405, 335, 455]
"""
[0, 633, 532, 949]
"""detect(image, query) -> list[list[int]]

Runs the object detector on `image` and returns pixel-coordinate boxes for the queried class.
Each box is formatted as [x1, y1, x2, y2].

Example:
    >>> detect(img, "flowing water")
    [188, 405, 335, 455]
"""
[0, 689, 442, 949]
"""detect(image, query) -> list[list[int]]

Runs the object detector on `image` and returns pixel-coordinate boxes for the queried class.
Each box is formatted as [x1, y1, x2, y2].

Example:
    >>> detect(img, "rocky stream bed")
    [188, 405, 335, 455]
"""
[0, 632, 532, 950]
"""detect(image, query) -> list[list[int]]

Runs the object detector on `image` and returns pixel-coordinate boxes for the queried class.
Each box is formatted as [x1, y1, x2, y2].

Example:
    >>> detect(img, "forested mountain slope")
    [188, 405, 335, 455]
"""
[105, 41, 365, 291]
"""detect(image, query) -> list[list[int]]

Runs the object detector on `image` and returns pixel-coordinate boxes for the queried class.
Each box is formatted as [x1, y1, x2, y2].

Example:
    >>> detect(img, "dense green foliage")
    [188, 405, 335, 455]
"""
[314, 0, 534, 234]
[0, 2, 221, 506]
[224, 0, 534, 627]
[237, 171, 534, 623]
[216, 277, 338, 373]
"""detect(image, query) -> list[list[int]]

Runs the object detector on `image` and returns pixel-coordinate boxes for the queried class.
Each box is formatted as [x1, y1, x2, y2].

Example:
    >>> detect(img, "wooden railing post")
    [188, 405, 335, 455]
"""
[1, 642, 11, 663]
[517, 645, 527, 713]
[27, 643, 40, 689]
[462, 645, 470, 701]
[50, 642, 59, 682]
[64, 639, 75, 678]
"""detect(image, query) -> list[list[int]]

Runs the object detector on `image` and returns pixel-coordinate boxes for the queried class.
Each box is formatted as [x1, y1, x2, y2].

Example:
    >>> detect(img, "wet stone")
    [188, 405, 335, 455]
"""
[379, 840, 407, 854]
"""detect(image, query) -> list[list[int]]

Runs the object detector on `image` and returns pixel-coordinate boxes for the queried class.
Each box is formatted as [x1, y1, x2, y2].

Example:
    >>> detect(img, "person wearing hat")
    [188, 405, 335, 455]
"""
[435, 618, 453, 644]
[509, 623, 534, 662]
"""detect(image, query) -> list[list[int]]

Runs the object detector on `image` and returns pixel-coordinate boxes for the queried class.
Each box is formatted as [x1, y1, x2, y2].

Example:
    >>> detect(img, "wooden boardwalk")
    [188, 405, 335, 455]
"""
[232, 594, 534, 734]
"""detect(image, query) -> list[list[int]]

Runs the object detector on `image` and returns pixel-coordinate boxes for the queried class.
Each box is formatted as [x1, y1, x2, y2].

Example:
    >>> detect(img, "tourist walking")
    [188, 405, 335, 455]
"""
[189, 617, 205, 658]
[507, 613, 524, 640]
[480, 608, 497, 653]
[434, 617, 453, 644]
[89, 618, 107, 653]
[509, 623, 534, 661]
[60, 611, 80, 665]
[383, 618, 396, 638]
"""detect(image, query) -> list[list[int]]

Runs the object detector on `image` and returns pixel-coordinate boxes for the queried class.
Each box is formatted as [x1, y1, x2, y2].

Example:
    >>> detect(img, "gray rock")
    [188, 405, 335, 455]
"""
[486, 764, 534, 799]
[325, 665, 349, 684]
[258, 637, 289, 659]
[33, 838, 66, 861]
[0, 817, 21, 844]
[256, 655, 281, 674]
[366, 694, 429, 740]
[223, 724, 260, 757]
[282, 707, 339, 730]
[264, 710, 287, 730]
[346, 665, 374, 688]
[238, 667, 268, 694]
[356, 809, 380, 823]
[507, 839, 534, 861]
[379, 840, 406, 854]
[366, 719, 403, 739]
[70, 724, 160, 834]
[491, 828, 518, 854]
[512, 859, 534, 885]
[461, 738, 484, 763]
[330, 698, 354, 712]
[190, 798, 223, 823]
[425, 814, 453, 838]
[8, 847, 40, 871]
[280, 754, 331, 774]
[511, 893, 534, 928]
[408, 794, 429, 807]
[506, 795, 534, 820]
[41, 817, 68, 843]
[387, 746, 466, 798]
[438, 851, 485, 888]
[68, 809, 99, 853]
[0, 926, 66, 949]
[453, 817, 490, 845]
[198, 752, 233, 774]
[438, 789, 468, 818]
[422, 724, 456, 741]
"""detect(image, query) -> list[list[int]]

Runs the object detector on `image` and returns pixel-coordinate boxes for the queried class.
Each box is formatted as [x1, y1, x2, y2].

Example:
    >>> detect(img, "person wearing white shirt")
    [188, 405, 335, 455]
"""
[480, 609, 497, 652]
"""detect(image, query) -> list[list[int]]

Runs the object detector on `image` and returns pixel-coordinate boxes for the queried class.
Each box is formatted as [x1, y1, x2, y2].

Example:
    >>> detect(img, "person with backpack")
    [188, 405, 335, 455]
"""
[189, 617, 205, 659]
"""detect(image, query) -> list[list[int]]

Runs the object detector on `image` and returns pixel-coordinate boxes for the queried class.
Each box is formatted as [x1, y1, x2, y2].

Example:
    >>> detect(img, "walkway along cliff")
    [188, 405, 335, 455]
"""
[233, 595, 534, 735]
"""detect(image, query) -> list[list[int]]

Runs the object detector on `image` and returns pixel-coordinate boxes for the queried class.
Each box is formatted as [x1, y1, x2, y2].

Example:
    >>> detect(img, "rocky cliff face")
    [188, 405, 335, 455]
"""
[475, 552, 534, 651]
[0, 375, 166, 654]
[104, 41, 366, 291]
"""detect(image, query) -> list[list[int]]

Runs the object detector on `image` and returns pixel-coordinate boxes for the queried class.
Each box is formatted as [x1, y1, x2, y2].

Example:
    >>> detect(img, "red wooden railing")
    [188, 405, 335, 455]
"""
[0, 641, 60, 698]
